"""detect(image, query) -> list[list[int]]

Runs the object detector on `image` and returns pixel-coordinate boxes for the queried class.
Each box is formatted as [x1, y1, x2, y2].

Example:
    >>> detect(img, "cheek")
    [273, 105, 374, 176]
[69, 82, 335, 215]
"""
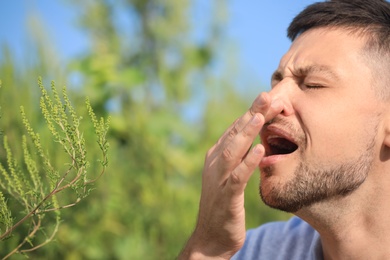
[297, 103, 371, 160]
[312, 128, 359, 159]
[293, 83, 382, 158]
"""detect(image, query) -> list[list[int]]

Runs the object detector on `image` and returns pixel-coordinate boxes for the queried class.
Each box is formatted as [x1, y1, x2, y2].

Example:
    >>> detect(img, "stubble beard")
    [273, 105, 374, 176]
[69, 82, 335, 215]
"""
[259, 136, 375, 213]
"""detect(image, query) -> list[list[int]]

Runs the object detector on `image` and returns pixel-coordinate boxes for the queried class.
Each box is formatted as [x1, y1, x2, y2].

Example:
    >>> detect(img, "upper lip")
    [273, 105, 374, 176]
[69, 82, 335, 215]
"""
[260, 123, 299, 156]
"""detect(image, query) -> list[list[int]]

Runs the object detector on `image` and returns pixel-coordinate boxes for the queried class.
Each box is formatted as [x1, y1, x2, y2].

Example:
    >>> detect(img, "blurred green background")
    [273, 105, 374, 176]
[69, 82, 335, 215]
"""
[0, 1, 307, 259]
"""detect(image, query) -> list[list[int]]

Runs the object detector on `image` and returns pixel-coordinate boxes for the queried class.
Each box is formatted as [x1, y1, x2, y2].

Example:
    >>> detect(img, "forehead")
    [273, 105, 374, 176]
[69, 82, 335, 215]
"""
[278, 27, 369, 77]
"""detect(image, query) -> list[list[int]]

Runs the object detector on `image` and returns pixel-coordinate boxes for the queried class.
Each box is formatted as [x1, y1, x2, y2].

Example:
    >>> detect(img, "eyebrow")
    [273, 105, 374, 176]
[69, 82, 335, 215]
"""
[271, 64, 340, 83]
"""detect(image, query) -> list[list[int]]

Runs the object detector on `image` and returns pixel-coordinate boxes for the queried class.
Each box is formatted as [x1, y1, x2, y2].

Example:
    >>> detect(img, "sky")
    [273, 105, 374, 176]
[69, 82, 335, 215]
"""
[227, 0, 316, 86]
[0, 1, 318, 89]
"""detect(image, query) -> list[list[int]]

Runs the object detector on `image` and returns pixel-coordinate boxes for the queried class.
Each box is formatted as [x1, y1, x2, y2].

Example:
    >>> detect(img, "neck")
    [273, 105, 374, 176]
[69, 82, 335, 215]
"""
[296, 175, 390, 260]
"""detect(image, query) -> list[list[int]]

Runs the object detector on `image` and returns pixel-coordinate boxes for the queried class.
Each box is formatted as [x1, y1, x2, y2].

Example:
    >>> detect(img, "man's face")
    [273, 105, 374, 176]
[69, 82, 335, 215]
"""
[258, 27, 386, 213]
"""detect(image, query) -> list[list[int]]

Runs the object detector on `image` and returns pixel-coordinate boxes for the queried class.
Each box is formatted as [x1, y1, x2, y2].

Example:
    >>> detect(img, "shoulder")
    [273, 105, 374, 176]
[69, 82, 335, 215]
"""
[232, 217, 323, 260]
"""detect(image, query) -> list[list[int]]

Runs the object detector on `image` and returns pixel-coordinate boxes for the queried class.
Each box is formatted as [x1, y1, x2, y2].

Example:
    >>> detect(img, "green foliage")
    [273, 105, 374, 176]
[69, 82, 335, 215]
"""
[0, 1, 290, 259]
[0, 79, 109, 259]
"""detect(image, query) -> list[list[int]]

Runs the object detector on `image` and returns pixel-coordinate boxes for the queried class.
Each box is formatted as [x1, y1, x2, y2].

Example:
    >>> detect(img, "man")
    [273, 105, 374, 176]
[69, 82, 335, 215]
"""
[179, 0, 390, 259]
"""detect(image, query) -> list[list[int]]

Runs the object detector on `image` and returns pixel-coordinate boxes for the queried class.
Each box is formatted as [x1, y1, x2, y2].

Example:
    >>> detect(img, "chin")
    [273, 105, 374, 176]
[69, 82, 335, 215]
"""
[258, 166, 305, 213]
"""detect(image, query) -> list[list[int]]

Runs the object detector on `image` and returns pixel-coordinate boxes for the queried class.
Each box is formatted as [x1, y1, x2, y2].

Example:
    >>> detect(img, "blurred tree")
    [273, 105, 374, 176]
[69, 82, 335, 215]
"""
[59, 1, 231, 258]
[0, 0, 290, 258]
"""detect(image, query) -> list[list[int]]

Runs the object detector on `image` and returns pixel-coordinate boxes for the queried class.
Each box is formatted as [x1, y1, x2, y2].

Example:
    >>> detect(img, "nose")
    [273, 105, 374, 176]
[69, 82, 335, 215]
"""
[268, 80, 295, 117]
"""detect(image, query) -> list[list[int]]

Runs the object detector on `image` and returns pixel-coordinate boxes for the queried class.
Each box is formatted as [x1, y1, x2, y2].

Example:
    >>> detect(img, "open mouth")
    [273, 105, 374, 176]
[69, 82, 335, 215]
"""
[266, 135, 298, 156]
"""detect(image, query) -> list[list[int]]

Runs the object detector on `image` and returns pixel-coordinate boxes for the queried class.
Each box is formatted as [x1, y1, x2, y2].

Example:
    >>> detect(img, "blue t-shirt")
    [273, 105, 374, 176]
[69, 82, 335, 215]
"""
[232, 217, 323, 260]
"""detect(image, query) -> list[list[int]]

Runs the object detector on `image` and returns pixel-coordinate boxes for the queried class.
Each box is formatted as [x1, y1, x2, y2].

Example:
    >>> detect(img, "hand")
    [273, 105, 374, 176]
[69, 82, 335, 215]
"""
[179, 92, 284, 259]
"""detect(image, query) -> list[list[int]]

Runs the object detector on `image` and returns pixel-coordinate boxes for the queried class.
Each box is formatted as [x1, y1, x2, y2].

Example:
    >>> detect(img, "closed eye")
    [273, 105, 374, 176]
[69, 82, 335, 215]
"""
[304, 84, 323, 89]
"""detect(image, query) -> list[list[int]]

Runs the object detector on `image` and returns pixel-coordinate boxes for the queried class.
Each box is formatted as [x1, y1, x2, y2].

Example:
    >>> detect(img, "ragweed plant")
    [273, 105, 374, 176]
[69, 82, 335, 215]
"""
[0, 78, 110, 259]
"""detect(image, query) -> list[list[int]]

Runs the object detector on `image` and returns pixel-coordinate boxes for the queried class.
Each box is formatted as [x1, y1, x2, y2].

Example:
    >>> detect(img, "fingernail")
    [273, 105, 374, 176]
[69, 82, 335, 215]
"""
[253, 145, 263, 155]
[251, 114, 260, 125]
[271, 99, 282, 109]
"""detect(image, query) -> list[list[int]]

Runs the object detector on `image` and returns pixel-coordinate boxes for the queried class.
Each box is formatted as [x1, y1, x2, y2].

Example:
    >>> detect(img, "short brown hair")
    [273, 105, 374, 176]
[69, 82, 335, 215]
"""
[288, 0, 390, 98]
[288, 0, 390, 52]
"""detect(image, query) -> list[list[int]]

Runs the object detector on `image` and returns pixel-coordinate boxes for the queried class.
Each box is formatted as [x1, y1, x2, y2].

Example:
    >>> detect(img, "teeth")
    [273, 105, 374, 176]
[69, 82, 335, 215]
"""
[267, 135, 280, 141]
[267, 135, 285, 145]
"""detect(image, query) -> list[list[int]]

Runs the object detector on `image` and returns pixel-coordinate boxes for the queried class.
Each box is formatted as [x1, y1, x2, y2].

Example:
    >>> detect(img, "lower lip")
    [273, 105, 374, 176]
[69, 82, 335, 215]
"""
[259, 154, 291, 168]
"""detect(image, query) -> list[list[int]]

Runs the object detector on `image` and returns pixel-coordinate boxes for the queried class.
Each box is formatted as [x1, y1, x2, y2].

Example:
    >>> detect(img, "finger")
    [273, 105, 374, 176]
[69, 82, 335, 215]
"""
[218, 113, 264, 173]
[223, 92, 284, 143]
[216, 93, 271, 147]
[264, 98, 284, 122]
[242, 144, 253, 161]
[215, 118, 241, 147]
[226, 144, 265, 194]
[210, 93, 283, 166]
[249, 92, 272, 116]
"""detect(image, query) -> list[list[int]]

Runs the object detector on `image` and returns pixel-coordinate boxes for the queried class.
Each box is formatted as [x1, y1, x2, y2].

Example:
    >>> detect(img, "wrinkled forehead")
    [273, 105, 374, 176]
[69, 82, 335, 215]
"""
[277, 27, 368, 75]
[277, 26, 390, 100]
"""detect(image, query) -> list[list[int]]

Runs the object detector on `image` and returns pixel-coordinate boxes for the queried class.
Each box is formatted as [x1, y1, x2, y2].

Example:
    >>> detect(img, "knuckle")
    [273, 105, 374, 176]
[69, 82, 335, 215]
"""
[228, 125, 239, 139]
[249, 107, 255, 117]
[222, 147, 234, 161]
[204, 149, 213, 161]
[206, 148, 213, 158]
[251, 104, 263, 115]
[230, 171, 241, 185]
[243, 155, 257, 170]
[241, 127, 250, 138]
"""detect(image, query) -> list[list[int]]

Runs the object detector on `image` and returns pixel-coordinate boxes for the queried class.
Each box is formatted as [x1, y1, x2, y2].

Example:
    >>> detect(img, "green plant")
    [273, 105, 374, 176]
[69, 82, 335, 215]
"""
[0, 78, 110, 259]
